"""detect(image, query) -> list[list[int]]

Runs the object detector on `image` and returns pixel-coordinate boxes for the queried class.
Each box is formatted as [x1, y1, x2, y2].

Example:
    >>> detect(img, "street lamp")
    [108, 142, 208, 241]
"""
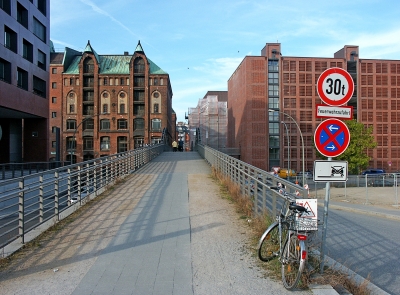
[69, 112, 106, 164]
[281, 121, 290, 174]
[269, 109, 305, 185]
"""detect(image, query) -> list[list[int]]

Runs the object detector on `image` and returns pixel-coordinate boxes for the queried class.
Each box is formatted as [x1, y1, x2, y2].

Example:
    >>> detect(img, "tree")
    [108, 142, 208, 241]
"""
[315, 120, 377, 174]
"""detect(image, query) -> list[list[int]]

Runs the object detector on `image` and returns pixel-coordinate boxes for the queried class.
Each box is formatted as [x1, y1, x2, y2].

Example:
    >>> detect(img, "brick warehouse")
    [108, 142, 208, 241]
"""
[49, 41, 174, 163]
[228, 43, 400, 173]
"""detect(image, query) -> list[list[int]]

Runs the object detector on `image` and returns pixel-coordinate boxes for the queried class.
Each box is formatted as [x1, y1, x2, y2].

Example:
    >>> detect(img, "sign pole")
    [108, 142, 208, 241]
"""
[320, 157, 332, 273]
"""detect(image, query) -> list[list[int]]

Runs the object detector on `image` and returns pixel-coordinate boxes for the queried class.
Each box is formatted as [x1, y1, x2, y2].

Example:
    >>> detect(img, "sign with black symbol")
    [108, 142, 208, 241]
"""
[313, 160, 348, 182]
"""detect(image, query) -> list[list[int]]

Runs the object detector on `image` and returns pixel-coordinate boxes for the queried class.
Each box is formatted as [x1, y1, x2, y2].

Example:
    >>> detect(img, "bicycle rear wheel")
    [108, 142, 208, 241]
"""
[258, 221, 288, 262]
[281, 234, 306, 290]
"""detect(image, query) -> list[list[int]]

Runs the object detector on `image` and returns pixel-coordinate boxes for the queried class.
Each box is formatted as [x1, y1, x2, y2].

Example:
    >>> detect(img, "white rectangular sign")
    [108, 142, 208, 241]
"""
[316, 105, 353, 120]
[313, 160, 348, 182]
[295, 199, 318, 231]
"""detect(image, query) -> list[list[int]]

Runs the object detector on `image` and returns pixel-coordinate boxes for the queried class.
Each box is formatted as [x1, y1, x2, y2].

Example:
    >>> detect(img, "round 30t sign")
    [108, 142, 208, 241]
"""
[317, 67, 354, 106]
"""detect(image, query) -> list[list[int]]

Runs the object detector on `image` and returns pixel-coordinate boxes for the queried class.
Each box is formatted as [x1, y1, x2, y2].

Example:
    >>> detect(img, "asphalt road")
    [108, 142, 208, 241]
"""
[321, 205, 400, 295]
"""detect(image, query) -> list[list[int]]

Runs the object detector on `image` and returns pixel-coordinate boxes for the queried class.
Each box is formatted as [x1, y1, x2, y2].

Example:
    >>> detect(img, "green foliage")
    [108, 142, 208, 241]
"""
[315, 120, 377, 174]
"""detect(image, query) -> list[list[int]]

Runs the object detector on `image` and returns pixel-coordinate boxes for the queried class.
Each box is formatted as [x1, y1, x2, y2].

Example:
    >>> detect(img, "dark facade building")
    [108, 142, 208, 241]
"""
[0, 0, 50, 163]
[49, 41, 174, 163]
[228, 43, 400, 173]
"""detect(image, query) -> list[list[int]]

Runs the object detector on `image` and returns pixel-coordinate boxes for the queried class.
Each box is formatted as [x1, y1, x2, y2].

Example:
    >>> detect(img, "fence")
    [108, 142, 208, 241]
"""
[0, 144, 164, 256]
[198, 144, 308, 218]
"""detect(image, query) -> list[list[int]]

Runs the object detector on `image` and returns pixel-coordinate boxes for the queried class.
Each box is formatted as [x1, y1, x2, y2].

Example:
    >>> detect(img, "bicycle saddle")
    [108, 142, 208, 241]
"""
[289, 202, 307, 212]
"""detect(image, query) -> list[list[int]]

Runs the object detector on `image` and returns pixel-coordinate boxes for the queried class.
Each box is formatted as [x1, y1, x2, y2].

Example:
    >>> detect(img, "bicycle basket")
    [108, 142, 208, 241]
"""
[290, 217, 317, 231]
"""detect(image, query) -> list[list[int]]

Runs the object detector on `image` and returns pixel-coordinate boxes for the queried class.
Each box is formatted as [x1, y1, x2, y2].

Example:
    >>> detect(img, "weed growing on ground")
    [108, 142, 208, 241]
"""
[211, 166, 371, 295]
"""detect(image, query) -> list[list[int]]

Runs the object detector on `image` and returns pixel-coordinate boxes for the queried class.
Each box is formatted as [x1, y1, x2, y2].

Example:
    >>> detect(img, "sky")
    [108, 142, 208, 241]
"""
[50, 0, 400, 122]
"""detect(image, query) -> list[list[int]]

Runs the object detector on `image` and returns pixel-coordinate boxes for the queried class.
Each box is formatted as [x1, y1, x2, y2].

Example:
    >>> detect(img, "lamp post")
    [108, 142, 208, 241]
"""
[269, 109, 305, 185]
[281, 121, 290, 174]
[69, 112, 106, 164]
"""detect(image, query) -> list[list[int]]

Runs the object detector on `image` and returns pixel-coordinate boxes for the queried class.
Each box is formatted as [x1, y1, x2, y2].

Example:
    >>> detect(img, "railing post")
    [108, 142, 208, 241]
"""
[39, 175, 44, 223]
[93, 161, 97, 196]
[18, 179, 25, 244]
[77, 166, 82, 203]
[54, 170, 59, 219]
[67, 168, 72, 205]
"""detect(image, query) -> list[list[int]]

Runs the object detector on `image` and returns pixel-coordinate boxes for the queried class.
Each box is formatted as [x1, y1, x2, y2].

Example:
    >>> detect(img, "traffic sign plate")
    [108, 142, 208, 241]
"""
[314, 118, 350, 157]
[317, 67, 354, 106]
[313, 160, 348, 182]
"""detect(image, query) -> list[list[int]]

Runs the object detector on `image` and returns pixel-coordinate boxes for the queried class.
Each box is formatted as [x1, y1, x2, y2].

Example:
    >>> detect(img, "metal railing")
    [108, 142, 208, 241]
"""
[198, 144, 308, 218]
[0, 144, 164, 256]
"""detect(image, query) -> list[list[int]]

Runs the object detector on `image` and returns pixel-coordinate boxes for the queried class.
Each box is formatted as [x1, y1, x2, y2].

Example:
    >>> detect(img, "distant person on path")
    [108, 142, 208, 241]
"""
[178, 140, 184, 152]
[172, 140, 178, 152]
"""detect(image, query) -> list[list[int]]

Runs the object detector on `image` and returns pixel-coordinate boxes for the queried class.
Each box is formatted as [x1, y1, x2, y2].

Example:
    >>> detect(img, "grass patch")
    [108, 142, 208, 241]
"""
[211, 166, 371, 295]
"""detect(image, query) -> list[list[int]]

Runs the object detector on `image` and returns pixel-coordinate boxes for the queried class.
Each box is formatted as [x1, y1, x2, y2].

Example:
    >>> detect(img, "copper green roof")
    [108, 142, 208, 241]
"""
[64, 55, 168, 75]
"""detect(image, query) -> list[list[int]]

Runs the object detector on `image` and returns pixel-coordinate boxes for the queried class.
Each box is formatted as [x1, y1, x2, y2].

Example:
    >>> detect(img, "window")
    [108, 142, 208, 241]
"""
[1, 0, 11, 14]
[154, 103, 159, 113]
[37, 0, 46, 16]
[100, 119, 110, 130]
[134, 105, 145, 116]
[104, 78, 108, 85]
[52, 126, 58, 133]
[83, 105, 94, 115]
[120, 78, 124, 85]
[117, 119, 128, 130]
[70, 78, 74, 85]
[69, 104, 75, 113]
[134, 90, 145, 101]
[22, 39, 33, 62]
[52, 97, 56, 103]
[66, 119, 76, 130]
[17, 68, 28, 90]
[100, 136, 110, 150]
[151, 119, 161, 132]
[154, 78, 158, 85]
[17, 2, 28, 28]
[52, 112, 57, 118]
[84, 77, 94, 87]
[52, 141, 56, 148]
[134, 118, 144, 130]
[52, 82, 57, 89]
[83, 91, 94, 101]
[134, 58, 145, 73]
[33, 17, 46, 42]
[0, 58, 11, 83]
[134, 77, 145, 87]
[83, 119, 94, 130]
[83, 137, 94, 150]
[37, 50, 46, 70]
[103, 104, 108, 113]
[117, 136, 128, 153]
[52, 68, 57, 74]
[66, 137, 76, 150]
[4, 26, 17, 53]
[119, 103, 125, 114]
[33, 75, 46, 97]
[83, 58, 94, 73]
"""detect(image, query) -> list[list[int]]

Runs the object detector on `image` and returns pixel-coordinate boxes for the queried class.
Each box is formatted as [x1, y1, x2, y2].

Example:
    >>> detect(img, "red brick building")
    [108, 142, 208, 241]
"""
[228, 43, 400, 173]
[49, 41, 174, 163]
[0, 0, 50, 163]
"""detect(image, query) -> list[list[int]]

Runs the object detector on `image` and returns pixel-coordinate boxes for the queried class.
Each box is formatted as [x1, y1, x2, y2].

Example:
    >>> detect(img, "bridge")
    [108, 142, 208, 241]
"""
[0, 145, 394, 294]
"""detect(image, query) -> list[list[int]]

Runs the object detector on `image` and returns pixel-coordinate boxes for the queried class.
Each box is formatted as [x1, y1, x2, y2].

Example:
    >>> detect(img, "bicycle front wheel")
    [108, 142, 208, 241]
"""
[281, 234, 306, 290]
[258, 221, 288, 262]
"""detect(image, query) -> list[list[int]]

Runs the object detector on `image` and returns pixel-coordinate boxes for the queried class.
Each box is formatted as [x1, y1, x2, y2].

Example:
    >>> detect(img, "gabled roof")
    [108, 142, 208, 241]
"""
[84, 40, 100, 63]
[62, 40, 168, 75]
[64, 55, 168, 75]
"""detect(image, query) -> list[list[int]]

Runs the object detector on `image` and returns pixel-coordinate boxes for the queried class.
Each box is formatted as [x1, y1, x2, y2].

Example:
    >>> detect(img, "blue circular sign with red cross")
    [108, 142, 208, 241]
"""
[314, 118, 350, 157]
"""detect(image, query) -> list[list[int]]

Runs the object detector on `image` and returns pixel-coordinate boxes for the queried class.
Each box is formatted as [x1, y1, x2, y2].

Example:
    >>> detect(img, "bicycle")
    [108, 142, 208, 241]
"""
[257, 187, 317, 290]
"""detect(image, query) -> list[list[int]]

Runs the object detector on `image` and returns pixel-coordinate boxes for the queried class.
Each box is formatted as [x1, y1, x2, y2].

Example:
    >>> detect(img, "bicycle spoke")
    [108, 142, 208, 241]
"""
[281, 235, 303, 290]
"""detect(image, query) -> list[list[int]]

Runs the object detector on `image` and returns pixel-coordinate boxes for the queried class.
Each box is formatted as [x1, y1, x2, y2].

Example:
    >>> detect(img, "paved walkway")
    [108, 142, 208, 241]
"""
[1, 152, 396, 295]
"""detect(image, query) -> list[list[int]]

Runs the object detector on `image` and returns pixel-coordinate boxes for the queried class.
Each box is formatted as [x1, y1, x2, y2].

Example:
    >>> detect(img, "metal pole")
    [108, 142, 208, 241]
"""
[320, 157, 332, 274]
[281, 121, 290, 173]
[269, 110, 305, 185]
